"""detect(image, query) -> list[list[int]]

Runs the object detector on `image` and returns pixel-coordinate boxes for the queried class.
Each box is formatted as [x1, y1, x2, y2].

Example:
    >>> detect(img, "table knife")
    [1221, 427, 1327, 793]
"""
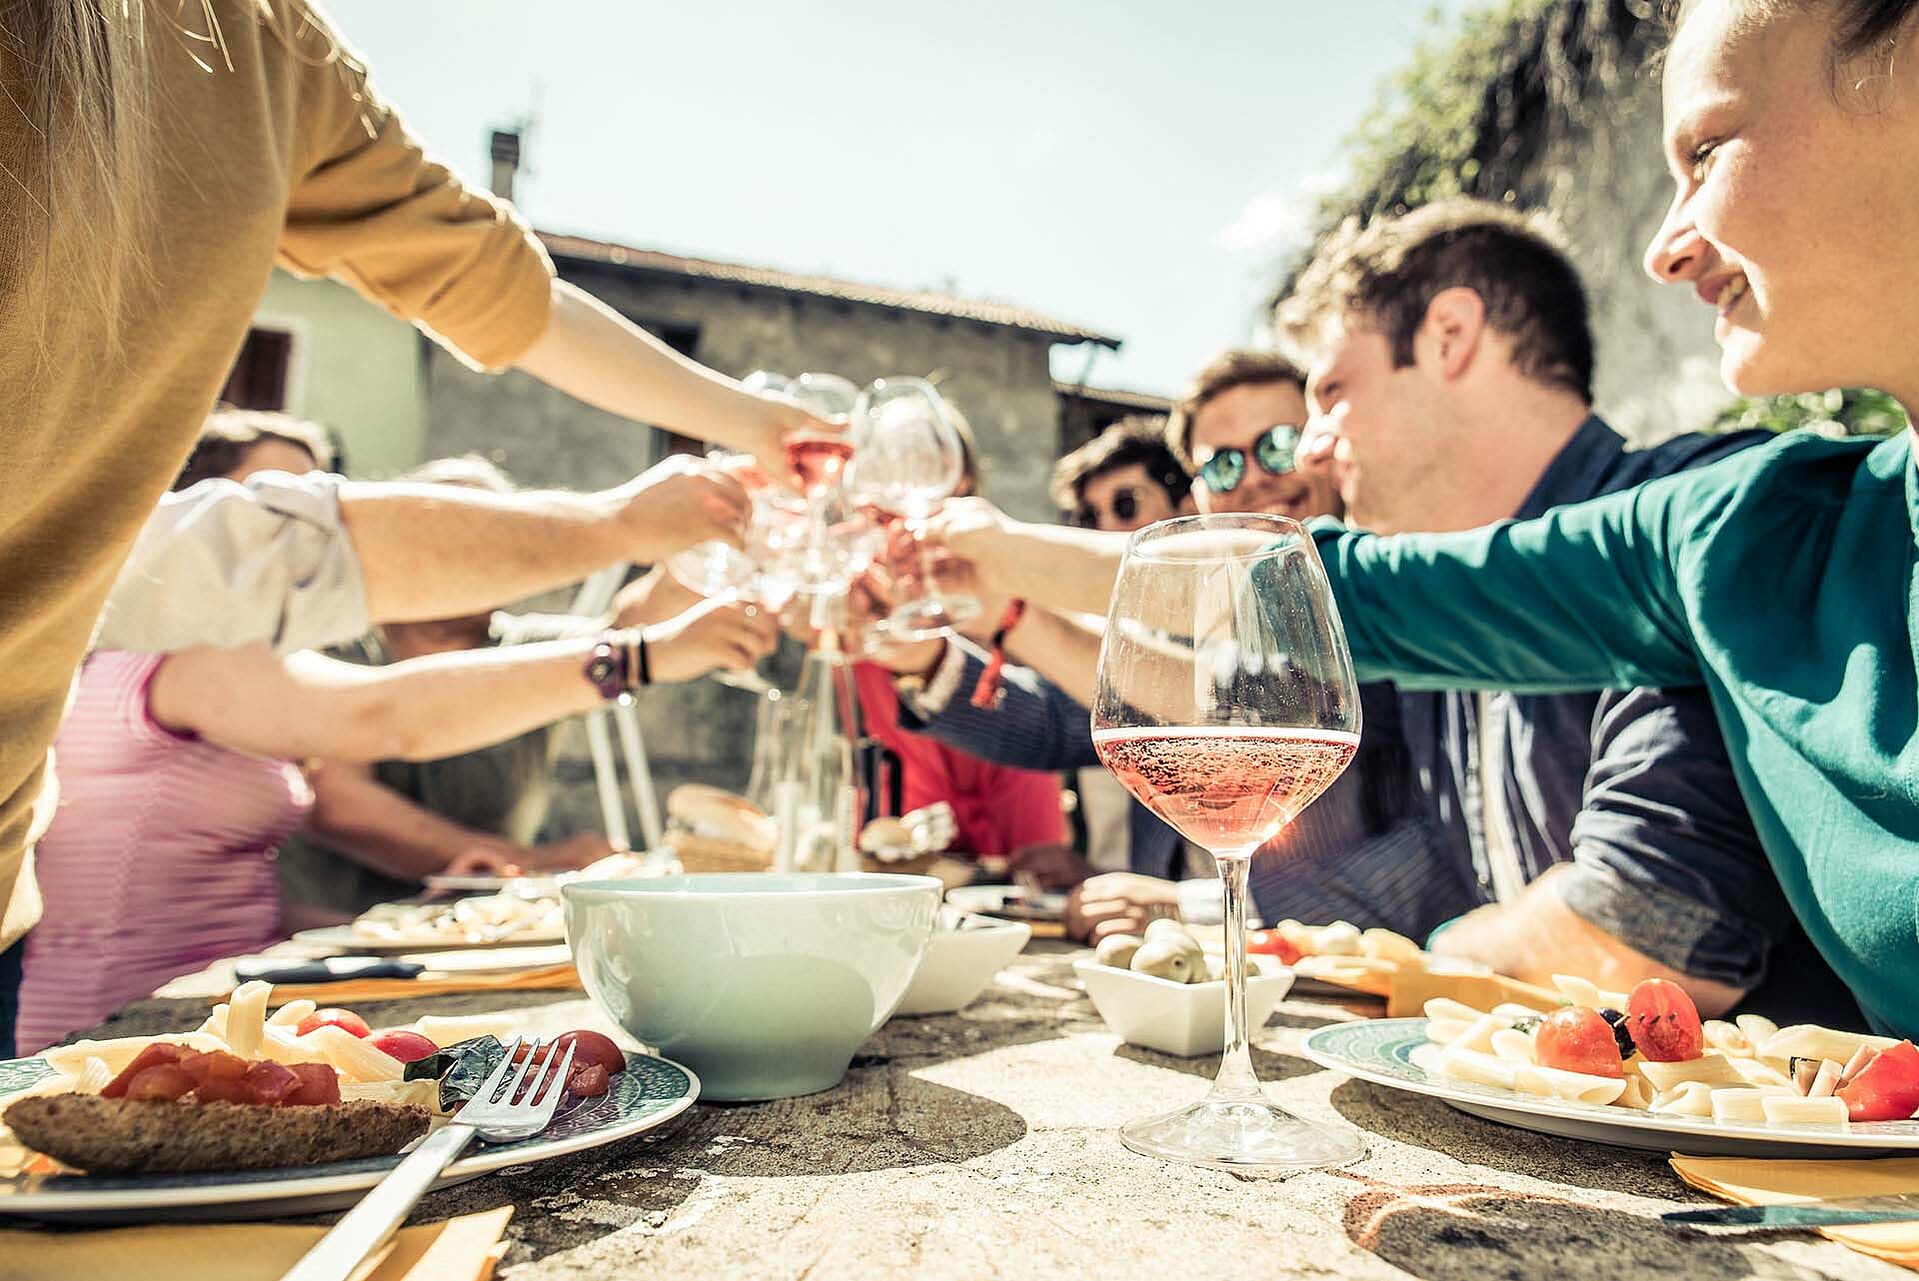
[1665, 1193, 1919, 1227]
[233, 956, 426, 985]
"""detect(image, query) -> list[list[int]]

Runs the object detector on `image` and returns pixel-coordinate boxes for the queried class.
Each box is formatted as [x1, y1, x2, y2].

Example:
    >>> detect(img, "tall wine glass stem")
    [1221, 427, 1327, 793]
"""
[1212, 847, 1260, 1100]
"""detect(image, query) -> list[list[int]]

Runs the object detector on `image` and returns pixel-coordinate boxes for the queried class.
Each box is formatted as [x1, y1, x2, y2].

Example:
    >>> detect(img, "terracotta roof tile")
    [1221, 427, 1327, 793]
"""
[538, 231, 1120, 349]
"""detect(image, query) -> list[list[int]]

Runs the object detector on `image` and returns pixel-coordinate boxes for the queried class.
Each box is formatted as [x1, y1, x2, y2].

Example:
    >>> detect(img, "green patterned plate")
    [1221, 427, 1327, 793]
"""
[0, 1051, 697, 1223]
[1303, 1018, 1919, 1158]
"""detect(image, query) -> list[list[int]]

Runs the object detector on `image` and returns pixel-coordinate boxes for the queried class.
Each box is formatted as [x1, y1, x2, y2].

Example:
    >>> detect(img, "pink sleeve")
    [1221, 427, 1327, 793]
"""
[97, 651, 198, 747]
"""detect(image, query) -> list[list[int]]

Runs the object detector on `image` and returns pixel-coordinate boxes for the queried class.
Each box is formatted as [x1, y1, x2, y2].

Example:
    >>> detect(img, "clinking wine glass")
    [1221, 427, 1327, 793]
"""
[1092, 512, 1366, 1172]
[849, 377, 979, 641]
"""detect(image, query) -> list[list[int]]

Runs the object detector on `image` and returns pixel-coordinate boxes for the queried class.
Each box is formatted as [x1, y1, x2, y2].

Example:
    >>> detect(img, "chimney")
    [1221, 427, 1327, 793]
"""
[488, 129, 521, 202]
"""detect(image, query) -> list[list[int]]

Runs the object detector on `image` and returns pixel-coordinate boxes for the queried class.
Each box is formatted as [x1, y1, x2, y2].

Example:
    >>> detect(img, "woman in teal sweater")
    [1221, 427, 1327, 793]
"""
[1313, 0, 1919, 1037]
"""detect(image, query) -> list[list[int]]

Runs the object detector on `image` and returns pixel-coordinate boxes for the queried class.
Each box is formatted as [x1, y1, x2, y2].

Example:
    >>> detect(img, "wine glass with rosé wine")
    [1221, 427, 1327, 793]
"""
[1092, 511, 1366, 1172]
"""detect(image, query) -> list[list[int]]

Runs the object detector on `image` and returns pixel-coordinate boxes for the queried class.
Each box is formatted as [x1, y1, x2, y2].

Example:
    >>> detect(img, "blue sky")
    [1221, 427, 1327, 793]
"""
[327, 0, 1465, 396]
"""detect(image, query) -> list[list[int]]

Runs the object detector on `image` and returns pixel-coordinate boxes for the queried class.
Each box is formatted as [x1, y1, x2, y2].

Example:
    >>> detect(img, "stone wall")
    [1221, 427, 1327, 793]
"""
[418, 256, 1072, 839]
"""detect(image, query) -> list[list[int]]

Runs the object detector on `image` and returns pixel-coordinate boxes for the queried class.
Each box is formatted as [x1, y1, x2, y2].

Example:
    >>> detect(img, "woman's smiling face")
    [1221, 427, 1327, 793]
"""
[1644, 0, 1919, 406]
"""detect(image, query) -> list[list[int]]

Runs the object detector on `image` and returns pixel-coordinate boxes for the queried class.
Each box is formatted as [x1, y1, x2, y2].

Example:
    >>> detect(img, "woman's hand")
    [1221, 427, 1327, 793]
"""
[1065, 871, 1181, 942]
[611, 457, 751, 561]
[610, 566, 704, 629]
[644, 598, 780, 682]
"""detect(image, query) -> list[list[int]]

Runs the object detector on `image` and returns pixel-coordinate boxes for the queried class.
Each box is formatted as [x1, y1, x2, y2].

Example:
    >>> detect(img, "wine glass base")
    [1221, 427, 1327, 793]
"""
[886, 594, 981, 642]
[1118, 1093, 1365, 1174]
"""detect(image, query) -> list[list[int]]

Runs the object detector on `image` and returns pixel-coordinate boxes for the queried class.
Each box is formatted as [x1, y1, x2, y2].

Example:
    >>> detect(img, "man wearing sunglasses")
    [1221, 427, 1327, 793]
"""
[1172, 352, 1339, 526]
[1050, 415, 1192, 534]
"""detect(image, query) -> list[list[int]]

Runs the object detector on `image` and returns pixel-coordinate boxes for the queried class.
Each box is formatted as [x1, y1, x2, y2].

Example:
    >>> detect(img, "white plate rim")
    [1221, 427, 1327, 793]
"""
[290, 924, 567, 955]
[944, 884, 1065, 922]
[1301, 1017, 1919, 1153]
[0, 1051, 698, 1213]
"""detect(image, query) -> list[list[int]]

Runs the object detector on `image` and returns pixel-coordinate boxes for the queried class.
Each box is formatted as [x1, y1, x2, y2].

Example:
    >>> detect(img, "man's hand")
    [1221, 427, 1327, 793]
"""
[1008, 843, 1095, 894]
[644, 598, 780, 682]
[847, 574, 947, 676]
[525, 831, 623, 871]
[920, 497, 1023, 591]
[611, 457, 751, 562]
[1065, 871, 1181, 943]
[610, 566, 704, 629]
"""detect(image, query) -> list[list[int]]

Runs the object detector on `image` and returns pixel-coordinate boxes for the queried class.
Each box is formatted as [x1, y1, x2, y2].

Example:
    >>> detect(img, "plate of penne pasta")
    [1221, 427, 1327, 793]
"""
[1300, 973, 1919, 1156]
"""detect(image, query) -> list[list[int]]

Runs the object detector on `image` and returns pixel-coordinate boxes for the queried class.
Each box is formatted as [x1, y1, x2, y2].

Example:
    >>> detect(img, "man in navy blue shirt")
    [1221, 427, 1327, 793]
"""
[913, 197, 1857, 1025]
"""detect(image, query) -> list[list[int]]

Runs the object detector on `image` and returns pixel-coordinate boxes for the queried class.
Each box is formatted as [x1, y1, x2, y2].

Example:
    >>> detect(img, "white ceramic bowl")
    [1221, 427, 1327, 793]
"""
[1073, 956, 1295, 1057]
[893, 911, 1031, 1016]
[563, 872, 941, 1101]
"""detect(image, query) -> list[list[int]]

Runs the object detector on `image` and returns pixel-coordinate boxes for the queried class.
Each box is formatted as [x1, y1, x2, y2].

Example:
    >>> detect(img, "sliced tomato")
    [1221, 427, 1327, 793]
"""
[368, 1030, 439, 1064]
[553, 1031, 626, 1077]
[1246, 930, 1303, 965]
[123, 1064, 197, 1102]
[297, 1008, 371, 1039]
[102, 1043, 186, 1098]
[1838, 1040, 1919, 1123]
[282, 1062, 343, 1107]
[1623, 978, 1705, 1062]
[179, 1049, 248, 1085]
[1534, 1006, 1626, 1079]
[193, 1074, 255, 1104]
[242, 1060, 302, 1106]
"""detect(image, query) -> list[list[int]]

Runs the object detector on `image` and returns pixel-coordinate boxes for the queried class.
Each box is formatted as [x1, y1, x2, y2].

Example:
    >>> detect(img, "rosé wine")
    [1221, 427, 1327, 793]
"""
[785, 432, 855, 494]
[1091, 726, 1359, 852]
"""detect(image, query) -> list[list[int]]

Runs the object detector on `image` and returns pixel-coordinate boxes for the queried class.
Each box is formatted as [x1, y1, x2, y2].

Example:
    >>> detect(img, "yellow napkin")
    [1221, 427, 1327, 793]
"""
[1671, 1155, 1919, 1270]
[0, 1206, 512, 1281]
[228, 964, 580, 1007]
[1385, 967, 1561, 1018]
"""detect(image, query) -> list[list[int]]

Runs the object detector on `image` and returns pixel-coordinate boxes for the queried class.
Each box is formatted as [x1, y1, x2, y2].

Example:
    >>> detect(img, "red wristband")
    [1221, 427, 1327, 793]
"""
[969, 599, 1027, 709]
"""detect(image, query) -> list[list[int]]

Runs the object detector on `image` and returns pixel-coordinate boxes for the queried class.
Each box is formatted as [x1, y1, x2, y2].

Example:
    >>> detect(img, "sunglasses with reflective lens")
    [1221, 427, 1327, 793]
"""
[1196, 423, 1303, 495]
[1076, 485, 1143, 529]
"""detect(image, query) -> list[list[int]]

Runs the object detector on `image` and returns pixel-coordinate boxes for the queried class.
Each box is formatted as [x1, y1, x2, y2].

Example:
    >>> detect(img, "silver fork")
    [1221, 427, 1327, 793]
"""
[282, 1036, 576, 1281]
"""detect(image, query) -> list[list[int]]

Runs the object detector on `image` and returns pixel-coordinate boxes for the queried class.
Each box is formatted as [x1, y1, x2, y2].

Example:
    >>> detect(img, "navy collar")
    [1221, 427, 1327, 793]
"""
[1512, 414, 1624, 521]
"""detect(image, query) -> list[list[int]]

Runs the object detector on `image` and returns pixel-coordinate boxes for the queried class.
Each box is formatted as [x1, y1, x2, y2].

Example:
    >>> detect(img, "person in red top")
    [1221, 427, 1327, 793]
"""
[850, 662, 1066, 858]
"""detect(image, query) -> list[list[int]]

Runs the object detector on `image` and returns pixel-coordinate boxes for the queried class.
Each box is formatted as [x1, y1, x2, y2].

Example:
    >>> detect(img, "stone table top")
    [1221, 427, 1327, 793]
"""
[43, 944, 1907, 1280]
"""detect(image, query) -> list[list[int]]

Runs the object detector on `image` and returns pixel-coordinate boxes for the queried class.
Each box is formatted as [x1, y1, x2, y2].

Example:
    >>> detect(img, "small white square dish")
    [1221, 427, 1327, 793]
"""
[894, 911, 1032, 1016]
[1074, 956, 1295, 1057]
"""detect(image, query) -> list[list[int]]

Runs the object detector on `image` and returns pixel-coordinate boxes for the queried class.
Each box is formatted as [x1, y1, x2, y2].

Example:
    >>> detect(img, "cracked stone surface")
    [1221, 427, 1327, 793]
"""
[57, 944, 1906, 1280]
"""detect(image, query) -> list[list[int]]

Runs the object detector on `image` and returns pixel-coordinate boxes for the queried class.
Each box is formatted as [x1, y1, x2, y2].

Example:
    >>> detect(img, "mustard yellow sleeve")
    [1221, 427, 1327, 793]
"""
[277, 11, 554, 371]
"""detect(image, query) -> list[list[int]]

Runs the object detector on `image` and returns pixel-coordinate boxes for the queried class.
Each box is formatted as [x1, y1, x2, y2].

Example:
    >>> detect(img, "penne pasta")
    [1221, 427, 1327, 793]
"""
[1760, 1025, 1898, 1066]
[1512, 1063, 1628, 1106]
[1423, 998, 1485, 1026]
[1728, 1057, 1794, 1089]
[1735, 1013, 1780, 1051]
[1359, 928, 1423, 964]
[1453, 1014, 1510, 1056]
[196, 1004, 230, 1040]
[299, 1025, 405, 1083]
[1551, 974, 1605, 1010]
[1313, 921, 1361, 956]
[268, 999, 317, 1028]
[225, 980, 270, 1059]
[1635, 1053, 1742, 1093]
[1427, 1018, 1474, 1047]
[1615, 1077, 1652, 1111]
[1490, 1028, 1538, 1064]
[41, 1033, 225, 1077]
[1761, 1095, 1850, 1128]
[1435, 1045, 1521, 1092]
[1702, 1019, 1751, 1056]
[1651, 1081, 1717, 1117]
[1709, 1086, 1795, 1124]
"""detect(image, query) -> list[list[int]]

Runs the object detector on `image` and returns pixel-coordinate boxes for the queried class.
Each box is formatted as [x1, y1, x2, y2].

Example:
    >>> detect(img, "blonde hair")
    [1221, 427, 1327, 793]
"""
[3, 2, 328, 346]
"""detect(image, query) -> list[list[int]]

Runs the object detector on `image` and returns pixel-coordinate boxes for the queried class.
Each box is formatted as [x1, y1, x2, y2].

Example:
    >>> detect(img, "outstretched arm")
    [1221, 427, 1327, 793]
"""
[515, 281, 829, 478]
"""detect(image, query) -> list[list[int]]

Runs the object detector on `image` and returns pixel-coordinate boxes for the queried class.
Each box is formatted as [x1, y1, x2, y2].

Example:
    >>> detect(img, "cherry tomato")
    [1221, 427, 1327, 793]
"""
[102, 1043, 185, 1098]
[123, 1064, 197, 1102]
[1246, 930, 1303, 965]
[567, 1064, 611, 1098]
[282, 1062, 343, 1107]
[1838, 1040, 1919, 1123]
[368, 1030, 440, 1064]
[297, 1008, 371, 1039]
[1623, 978, 1705, 1062]
[552, 1031, 626, 1076]
[1534, 1006, 1626, 1079]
